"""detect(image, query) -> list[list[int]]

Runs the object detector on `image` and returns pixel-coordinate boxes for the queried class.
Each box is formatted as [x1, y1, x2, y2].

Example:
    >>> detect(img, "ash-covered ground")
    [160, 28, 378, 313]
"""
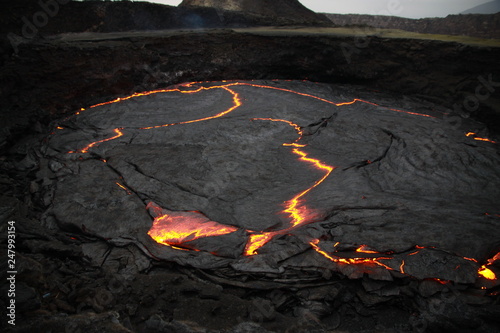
[3, 80, 499, 333]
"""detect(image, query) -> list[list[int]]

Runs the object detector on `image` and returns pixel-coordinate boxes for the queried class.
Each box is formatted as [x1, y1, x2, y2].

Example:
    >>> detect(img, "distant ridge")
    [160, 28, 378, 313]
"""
[461, 1, 500, 14]
[325, 13, 500, 39]
[0, 0, 331, 39]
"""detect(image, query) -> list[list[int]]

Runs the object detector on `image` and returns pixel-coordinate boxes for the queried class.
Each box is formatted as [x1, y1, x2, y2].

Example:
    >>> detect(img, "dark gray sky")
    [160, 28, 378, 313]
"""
[148, 0, 493, 18]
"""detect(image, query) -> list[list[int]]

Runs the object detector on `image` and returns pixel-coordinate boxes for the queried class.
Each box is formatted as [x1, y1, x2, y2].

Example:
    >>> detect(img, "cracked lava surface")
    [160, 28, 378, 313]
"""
[45, 80, 500, 288]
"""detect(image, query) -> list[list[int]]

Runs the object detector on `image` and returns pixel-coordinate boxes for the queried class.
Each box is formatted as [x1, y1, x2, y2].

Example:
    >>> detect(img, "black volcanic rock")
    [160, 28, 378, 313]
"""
[180, 0, 330, 24]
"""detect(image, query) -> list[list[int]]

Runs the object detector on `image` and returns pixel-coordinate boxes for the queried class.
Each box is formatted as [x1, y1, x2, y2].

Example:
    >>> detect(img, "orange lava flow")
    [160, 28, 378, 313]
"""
[465, 132, 497, 144]
[478, 267, 495, 280]
[474, 137, 497, 144]
[309, 241, 499, 279]
[478, 252, 500, 280]
[335, 98, 436, 118]
[69, 84, 242, 153]
[234, 82, 435, 118]
[356, 245, 380, 254]
[68, 128, 124, 154]
[148, 211, 238, 247]
[309, 239, 395, 271]
[399, 260, 406, 274]
[140, 85, 242, 130]
[84, 84, 201, 110]
[245, 232, 277, 256]
[463, 257, 478, 263]
[286, 148, 334, 228]
[115, 182, 132, 195]
[242, 118, 335, 256]
[233, 82, 341, 106]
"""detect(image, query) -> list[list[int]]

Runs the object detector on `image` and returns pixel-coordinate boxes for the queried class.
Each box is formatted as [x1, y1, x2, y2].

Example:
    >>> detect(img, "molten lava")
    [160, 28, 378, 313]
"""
[115, 182, 132, 195]
[400, 260, 406, 274]
[309, 239, 395, 271]
[465, 132, 497, 144]
[140, 85, 242, 130]
[242, 118, 335, 256]
[356, 245, 381, 254]
[148, 210, 238, 247]
[68, 128, 124, 154]
[478, 267, 496, 280]
[478, 252, 500, 280]
[64, 80, 496, 287]
[286, 147, 334, 229]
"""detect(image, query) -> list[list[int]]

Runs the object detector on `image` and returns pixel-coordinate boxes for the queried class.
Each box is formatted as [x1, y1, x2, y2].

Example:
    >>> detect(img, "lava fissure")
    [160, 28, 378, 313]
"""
[465, 132, 498, 144]
[140, 85, 242, 130]
[115, 182, 133, 195]
[242, 116, 336, 256]
[68, 127, 124, 154]
[238, 82, 439, 120]
[309, 239, 396, 272]
[308, 240, 498, 283]
[67, 84, 243, 153]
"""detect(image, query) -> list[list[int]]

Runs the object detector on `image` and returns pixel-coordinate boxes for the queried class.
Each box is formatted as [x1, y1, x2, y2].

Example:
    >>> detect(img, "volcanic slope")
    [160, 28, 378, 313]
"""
[179, 0, 329, 23]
